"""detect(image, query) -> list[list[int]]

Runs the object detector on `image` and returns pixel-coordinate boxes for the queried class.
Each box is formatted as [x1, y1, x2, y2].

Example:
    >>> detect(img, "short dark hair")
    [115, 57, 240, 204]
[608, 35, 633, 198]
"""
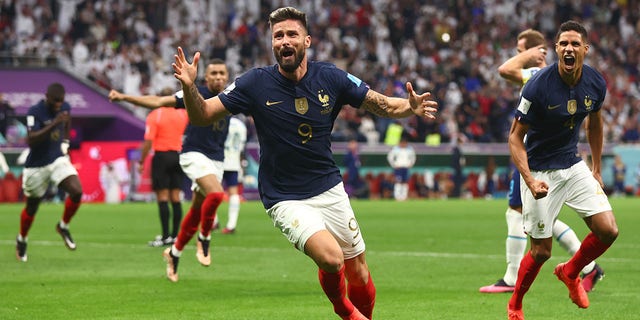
[208, 58, 226, 66]
[555, 20, 588, 44]
[518, 29, 545, 49]
[268, 7, 308, 33]
[46, 83, 65, 97]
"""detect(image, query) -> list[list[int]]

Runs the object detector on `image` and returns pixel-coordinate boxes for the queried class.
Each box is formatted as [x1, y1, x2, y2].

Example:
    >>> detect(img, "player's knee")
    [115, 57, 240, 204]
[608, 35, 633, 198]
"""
[315, 253, 344, 273]
[68, 190, 83, 203]
[598, 226, 618, 245]
[530, 249, 551, 263]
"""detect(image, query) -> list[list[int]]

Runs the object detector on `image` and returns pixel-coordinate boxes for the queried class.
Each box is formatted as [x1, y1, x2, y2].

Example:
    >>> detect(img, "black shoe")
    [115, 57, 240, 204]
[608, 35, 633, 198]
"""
[16, 236, 27, 262]
[56, 223, 76, 250]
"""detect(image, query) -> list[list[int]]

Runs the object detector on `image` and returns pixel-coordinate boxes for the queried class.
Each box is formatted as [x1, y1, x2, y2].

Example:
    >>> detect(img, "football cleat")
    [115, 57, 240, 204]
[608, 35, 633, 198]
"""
[163, 248, 179, 282]
[16, 236, 28, 262]
[507, 306, 524, 320]
[196, 237, 211, 267]
[56, 223, 77, 250]
[341, 308, 368, 320]
[580, 264, 604, 292]
[221, 228, 235, 235]
[148, 235, 173, 247]
[480, 279, 515, 293]
[554, 263, 589, 308]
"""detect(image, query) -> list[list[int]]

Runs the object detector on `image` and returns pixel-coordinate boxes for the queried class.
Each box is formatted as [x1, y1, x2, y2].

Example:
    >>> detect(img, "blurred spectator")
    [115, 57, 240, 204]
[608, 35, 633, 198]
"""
[343, 139, 368, 199]
[612, 155, 627, 196]
[0, 93, 15, 142]
[387, 136, 416, 201]
[1, 0, 638, 145]
[451, 134, 466, 198]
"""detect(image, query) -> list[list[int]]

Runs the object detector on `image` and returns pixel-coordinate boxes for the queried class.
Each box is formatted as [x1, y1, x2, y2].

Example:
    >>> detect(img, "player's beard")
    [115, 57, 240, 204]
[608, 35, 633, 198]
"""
[275, 47, 305, 73]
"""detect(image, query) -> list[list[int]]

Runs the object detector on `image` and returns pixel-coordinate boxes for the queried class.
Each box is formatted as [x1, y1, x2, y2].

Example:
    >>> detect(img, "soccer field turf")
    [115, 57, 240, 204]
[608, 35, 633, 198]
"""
[1, 198, 638, 319]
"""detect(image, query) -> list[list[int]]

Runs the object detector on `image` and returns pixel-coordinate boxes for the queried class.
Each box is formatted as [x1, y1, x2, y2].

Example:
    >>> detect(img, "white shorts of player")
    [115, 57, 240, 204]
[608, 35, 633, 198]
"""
[521, 160, 613, 239]
[179, 151, 223, 195]
[22, 156, 78, 198]
[267, 182, 366, 259]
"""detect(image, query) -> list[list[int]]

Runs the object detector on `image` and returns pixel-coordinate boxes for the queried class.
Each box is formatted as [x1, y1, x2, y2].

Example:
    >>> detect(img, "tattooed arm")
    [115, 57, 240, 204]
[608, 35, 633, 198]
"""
[359, 82, 438, 119]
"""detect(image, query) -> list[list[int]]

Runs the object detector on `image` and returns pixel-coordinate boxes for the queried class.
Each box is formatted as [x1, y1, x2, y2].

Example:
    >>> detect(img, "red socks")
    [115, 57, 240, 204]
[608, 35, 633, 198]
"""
[174, 206, 201, 251]
[174, 192, 224, 251]
[200, 192, 224, 237]
[509, 252, 543, 310]
[564, 232, 612, 278]
[62, 197, 81, 224]
[319, 266, 355, 317]
[19, 208, 34, 238]
[348, 272, 376, 319]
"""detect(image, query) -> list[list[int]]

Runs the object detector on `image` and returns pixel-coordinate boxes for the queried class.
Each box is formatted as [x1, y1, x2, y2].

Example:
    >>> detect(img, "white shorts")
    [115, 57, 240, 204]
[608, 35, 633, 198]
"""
[179, 152, 223, 194]
[22, 156, 78, 198]
[266, 182, 365, 259]
[521, 161, 612, 239]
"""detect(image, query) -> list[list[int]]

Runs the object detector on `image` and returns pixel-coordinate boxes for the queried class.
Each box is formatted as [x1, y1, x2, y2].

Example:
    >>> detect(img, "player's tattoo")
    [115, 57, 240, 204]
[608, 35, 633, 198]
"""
[361, 91, 389, 117]
[186, 84, 207, 117]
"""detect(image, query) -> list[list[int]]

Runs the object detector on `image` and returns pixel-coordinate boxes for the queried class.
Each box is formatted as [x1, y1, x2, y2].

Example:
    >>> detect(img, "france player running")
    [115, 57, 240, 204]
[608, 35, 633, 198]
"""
[172, 7, 437, 320]
[16, 83, 83, 262]
[506, 21, 618, 320]
[481, 29, 603, 294]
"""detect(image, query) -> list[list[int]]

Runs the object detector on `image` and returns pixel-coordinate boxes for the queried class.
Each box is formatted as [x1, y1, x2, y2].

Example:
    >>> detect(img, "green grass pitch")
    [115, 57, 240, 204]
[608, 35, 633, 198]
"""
[1, 198, 638, 319]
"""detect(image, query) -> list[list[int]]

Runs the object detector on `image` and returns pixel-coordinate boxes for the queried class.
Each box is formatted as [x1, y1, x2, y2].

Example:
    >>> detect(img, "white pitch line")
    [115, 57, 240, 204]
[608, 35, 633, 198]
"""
[2, 240, 637, 263]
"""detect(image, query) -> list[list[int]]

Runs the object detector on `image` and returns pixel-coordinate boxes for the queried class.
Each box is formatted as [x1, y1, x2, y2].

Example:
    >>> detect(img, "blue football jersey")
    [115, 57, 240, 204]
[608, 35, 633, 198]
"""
[514, 63, 606, 170]
[175, 85, 229, 161]
[25, 100, 70, 168]
[219, 62, 369, 208]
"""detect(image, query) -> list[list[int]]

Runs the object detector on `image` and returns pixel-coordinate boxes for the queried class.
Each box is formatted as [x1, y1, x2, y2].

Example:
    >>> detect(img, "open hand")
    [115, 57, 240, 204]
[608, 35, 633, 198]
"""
[172, 47, 200, 87]
[406, 82, 438, 119]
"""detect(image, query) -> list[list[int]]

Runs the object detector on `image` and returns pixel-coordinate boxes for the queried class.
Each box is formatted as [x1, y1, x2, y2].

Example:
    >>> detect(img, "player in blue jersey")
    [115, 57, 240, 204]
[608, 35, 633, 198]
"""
[109, 59, 231, 282]
[506, 21, 618, 320]
[481, 29, 603, 294]
[16, 83, 83, 262]
[171, 7, 437, 320]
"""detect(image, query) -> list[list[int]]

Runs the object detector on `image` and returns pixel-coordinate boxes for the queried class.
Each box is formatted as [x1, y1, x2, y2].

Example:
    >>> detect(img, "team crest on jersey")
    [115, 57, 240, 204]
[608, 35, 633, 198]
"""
[318, 90, 330, 107]
[318, 90, 333, 115]
[567, 100, 577, 115]
[51, 129, 60, 141]
[584, 96, 593, 111]
[295, 97, 308, 115]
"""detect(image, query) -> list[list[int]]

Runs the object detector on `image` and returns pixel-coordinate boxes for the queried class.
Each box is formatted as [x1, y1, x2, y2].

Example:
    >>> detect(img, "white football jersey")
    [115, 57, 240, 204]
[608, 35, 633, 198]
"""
[387, 145, 416, 169]
[223, 117, 248, 171]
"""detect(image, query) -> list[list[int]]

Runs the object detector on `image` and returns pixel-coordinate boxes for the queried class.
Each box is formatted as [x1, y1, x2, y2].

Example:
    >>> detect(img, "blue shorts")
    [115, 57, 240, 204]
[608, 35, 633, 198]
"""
[393, 168, 410, 183]
[223, 170, 239, 187]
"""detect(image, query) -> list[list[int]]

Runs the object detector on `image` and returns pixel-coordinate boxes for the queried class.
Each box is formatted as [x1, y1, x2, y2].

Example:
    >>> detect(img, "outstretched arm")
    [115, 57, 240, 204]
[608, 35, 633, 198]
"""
[360, 82, 438, 119]
[108, 90, 176, 109]
[498, 45, 546, 84]
[172, 47, 230, 126]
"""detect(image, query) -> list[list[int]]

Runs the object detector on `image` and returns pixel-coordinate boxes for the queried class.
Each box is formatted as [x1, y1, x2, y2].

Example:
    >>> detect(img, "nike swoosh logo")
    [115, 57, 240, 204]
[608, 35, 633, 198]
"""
[547, 104, 561, 110]
[266, 100, 283, 106]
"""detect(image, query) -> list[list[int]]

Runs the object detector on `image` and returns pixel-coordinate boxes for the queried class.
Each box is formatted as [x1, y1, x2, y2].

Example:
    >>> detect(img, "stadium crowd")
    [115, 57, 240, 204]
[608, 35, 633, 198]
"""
[1, 0, 639, 145]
